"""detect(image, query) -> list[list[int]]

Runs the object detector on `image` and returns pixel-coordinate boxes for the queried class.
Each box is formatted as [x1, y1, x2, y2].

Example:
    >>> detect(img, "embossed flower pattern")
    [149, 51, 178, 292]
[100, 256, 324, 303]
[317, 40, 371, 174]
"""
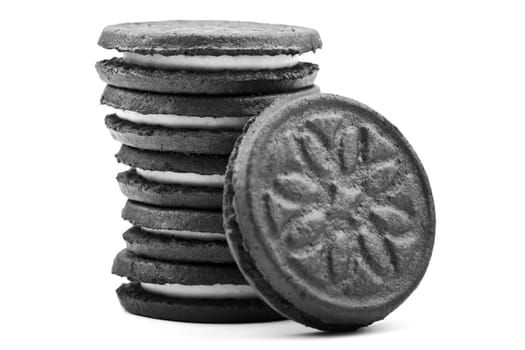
[264, 115, 418, 289]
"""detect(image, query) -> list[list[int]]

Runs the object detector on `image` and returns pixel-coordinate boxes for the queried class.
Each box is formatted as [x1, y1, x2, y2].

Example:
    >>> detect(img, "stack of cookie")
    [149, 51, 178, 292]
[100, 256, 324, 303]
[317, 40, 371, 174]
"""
[96, 20, 322, 322]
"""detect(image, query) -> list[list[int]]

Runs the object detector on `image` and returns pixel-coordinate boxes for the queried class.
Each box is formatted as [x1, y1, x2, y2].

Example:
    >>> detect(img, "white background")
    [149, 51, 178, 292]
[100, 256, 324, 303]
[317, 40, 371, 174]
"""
[1, 1, 524, 349]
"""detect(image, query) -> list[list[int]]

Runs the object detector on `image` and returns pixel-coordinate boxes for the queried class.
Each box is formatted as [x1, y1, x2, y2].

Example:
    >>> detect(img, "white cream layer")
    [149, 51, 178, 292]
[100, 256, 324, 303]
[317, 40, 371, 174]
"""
[136, 168, 224, 187]
[140, 282, 258, 299]
[141, 227, 226, 241]
[123, 52, 299, 71]
[115, 109, 249, 130]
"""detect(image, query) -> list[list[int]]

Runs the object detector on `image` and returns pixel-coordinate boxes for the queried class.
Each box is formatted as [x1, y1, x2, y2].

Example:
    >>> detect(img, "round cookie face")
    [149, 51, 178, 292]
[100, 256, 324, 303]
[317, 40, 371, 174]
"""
[117, 169, 223, 210]
[96, 58, 319, 95]
[224, 94, 435, 331]
[116, 283, 284, 323]
[98, 20, 321, 56]
[116, 145, 228, 174]
[123, 226, 233, 264]
[122, 200, 223, 233]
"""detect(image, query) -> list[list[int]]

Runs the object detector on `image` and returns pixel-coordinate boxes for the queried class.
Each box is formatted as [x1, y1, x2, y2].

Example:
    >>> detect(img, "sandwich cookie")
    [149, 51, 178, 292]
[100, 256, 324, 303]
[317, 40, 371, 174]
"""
[97, 20, 321, 94]
[122, 200, 230, 262]
[96, 58, 318, 95]
[224, 94, 435, 331]
[116, 145, 227, 209]
[123, 226, 234, 264]
[113, 250, 284, 322]
[102, 85, 320, 154]
[122, 200, 223, 237]
[98, 20, 321, 57]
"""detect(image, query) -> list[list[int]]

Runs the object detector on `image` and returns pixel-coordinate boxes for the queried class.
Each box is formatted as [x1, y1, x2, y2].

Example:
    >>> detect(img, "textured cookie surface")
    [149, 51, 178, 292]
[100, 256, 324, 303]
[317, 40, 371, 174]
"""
[123, 226, 233, 264]
[117, 283, 284, 323]
[122, 200, 223, 232]
[98, 20, 321, 56]
[117, 169, 222, 209]
[101, 85, 320, 116]
[224, 94, 435, 331]
[112, 249, 244, 285]
[105, 114, 240, 154]
[116, 145, 228, 174]
[96, 58, 319, 95]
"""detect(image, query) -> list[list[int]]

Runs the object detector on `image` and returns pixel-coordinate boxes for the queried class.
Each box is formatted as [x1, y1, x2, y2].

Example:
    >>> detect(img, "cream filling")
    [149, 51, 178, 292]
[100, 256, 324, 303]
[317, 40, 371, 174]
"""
[123, 52, 299, 71]
[141, 227, 225, 241]
[140, 282, 258, 299]
[136, 168, 224, 187]
[115, 109, 249, 130]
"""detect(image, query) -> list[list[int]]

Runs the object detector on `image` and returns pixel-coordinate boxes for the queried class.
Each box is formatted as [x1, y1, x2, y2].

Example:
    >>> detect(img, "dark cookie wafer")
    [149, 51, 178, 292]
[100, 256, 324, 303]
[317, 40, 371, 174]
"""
[112, 249, 243, 285]
[116, 145, 228, 174]
[96, 58, 319, 95]
[117, 169, 222, 209]
[101, 85, 320, 117]
[105, 114, 239, 154]
[98, 20, 321, 56]
[224, 94, 435, 331]
[122, 200, 223, 233]
[123, 226, 233, 264]
[116, 283, 284, 323]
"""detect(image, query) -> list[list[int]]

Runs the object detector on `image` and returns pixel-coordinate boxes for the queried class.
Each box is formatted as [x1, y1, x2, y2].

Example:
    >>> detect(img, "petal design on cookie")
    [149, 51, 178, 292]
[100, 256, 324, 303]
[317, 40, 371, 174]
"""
[326, 230, 358, 284]
[363, 160, 399, 194]
[357, 226, 393, 275]
[288, 243, 329, 286]
[298, 131, 337, 177]
[274, 172, 321, 202]
[276, 131, 308, 171]
[370, 205, 412, 236]
[282, 209, 327, 250]
[365, 128, 397, 163]
[337, 125, 360, 175]
[389, 175, 418, 216]
[263, 190, 301, 235]
[305, 115, 344, 150]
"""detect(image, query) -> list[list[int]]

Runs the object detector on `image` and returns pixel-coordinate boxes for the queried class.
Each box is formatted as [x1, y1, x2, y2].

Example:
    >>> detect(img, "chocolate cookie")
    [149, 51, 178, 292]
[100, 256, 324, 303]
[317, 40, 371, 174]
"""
[117, 283, 283, 323]
[113, 249, 242, 284]
[105, 114, 239, 154]
[224, 94, 435, 331]
[123, 226, 233, 264]
[117, 169, 222, 209]
[98, 20, 321, 56]
[96, 58, 319, 95]
[103, 85, 320, 154]
[101, 85, 320, 117]
[116, 145, 228, 174]
[122, 200, 223, 233]
[113, 250, 283, 322]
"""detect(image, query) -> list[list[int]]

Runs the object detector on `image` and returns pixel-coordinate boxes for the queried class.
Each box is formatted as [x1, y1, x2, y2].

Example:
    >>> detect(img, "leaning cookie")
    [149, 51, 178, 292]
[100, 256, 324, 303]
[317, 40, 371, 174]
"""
[224, 94, 435, 331]
[113, 250, 284, 323]
[102, 85, 320, 154]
